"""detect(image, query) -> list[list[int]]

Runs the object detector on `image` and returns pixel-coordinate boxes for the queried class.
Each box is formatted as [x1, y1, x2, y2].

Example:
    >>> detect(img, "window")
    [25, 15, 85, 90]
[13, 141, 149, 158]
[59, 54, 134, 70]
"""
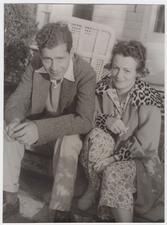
[72, 4, 94, 21]
[43, 11, 50, 25]
[141, 4, 165, 42]
[154, 5, 164, 33]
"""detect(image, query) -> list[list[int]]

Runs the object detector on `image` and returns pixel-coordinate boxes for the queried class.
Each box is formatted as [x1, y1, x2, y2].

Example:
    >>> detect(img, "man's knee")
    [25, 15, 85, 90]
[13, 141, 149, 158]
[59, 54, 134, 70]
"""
[61, 134, 83, 157]
[4, 129, 25, 157]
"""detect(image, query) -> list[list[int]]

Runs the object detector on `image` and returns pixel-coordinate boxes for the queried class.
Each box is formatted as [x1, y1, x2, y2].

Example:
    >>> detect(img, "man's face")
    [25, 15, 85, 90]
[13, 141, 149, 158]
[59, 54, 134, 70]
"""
[40, 43, 70, 81]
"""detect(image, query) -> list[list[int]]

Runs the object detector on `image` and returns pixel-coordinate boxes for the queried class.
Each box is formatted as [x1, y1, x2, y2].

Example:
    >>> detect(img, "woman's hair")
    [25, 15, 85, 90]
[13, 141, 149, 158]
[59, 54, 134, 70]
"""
[35, 22, 73, 53]
[110, 40, 149, 76]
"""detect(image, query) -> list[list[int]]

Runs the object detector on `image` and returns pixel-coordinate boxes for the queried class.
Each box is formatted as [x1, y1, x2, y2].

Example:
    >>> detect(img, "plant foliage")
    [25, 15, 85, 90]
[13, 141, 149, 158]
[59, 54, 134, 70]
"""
[4, 4, 38, 84]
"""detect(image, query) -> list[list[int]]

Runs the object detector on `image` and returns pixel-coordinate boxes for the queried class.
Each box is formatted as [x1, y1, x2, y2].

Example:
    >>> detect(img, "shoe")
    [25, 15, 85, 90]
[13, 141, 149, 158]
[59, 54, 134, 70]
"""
[3, 198, 20, 220]
[54, 210, 72, 222]
[96, 216, 115, 222]
[96, 206, 115, 222]
[78, 185, 96, 211]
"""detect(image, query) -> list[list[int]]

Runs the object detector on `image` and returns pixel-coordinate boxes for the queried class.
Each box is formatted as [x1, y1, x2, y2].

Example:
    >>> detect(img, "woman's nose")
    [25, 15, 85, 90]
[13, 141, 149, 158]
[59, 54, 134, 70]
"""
[116, 70, 124, 80]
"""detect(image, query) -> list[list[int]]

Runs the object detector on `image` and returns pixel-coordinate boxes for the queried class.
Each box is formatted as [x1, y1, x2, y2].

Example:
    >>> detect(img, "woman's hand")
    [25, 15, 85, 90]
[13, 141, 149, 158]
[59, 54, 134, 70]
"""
[106, 117, 128, 135]
[94, 156, 115, 173]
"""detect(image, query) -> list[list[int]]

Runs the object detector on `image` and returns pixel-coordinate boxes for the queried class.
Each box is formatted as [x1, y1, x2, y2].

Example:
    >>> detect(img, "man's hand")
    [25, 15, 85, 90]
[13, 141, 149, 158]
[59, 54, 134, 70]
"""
[11, 121, 39, 145]
[106, 117, 128, 135]
[5, 118, 21, 139]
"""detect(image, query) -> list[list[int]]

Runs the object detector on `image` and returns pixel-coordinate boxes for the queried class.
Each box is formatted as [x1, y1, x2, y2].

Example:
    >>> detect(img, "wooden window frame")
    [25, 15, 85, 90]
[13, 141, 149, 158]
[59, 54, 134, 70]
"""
[141, 5, 164, 43]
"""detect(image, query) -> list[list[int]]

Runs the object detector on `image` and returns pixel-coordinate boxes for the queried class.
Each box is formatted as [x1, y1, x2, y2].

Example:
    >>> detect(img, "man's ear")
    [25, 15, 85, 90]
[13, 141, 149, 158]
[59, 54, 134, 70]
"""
[31, 50, 43, 70]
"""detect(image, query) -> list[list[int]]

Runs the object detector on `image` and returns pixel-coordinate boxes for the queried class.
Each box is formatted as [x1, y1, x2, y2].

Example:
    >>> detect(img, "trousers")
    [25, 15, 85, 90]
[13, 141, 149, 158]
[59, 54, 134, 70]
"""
[3, 131, 82, 211]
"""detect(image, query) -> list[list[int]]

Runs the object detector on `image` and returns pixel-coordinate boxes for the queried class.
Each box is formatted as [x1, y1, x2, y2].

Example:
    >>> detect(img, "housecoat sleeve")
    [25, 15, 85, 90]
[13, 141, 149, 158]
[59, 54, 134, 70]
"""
[113, 105, 162, 162]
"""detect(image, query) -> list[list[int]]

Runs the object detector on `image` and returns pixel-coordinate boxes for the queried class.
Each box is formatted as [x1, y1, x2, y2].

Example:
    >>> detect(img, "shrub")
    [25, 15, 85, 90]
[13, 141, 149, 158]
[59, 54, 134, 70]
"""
[4, 4, 38, 84]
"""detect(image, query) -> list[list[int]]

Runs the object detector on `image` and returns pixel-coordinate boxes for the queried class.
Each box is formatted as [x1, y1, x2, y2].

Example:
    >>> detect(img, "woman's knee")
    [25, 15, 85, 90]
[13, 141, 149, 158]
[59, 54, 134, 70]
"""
[101, 161, 136, 195]
[86, 128, 115, 163]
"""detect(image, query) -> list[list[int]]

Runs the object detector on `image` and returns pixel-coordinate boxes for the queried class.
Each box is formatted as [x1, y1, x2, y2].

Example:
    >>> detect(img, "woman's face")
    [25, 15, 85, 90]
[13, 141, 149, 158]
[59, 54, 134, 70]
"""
[111, 54, 138, 94]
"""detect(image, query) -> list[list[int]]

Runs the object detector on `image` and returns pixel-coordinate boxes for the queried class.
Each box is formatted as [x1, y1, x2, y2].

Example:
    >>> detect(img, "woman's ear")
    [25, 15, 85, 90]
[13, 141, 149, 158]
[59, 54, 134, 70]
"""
[136, 72, 141, 79]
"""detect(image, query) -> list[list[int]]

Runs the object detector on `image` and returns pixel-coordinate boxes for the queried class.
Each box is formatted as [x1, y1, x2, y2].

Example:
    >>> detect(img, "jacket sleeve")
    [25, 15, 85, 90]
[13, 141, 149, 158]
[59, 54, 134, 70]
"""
[33, 67, 96, 146]
[5, 64, 33, 124]
[113, 105, 161, 161]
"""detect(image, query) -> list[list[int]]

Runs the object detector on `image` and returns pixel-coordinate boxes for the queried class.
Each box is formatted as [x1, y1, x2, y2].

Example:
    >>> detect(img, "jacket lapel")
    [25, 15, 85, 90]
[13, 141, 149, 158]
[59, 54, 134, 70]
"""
[31, 66, 76, 114]
[116, 102, 138, 146]
[31, 72, 50, 114]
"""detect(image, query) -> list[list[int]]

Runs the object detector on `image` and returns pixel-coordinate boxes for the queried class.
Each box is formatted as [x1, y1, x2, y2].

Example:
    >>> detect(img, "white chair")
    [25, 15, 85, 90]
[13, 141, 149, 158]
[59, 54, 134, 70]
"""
[64, 17, 115, 81]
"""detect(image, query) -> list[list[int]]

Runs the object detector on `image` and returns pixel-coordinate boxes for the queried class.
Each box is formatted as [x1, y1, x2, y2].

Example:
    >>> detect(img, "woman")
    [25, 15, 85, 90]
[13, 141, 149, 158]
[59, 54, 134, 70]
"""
[78, 40, 164, 222]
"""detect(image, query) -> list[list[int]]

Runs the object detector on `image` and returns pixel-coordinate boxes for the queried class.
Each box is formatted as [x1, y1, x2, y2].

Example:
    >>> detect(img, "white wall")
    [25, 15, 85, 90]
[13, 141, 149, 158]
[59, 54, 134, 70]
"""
[36, 4, 74, 28]
[36, 4, 127, 38]
[49, 5, 74, 23]
[92, 5, 127, 39]
[35, 4, 164, 82]
[122, 4, 146, 40]
[92, 4, 164, 79]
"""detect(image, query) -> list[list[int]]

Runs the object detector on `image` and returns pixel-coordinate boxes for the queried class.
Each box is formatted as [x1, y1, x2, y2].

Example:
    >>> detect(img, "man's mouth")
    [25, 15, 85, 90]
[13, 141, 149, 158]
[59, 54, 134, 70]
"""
[50, 72, 61, 78]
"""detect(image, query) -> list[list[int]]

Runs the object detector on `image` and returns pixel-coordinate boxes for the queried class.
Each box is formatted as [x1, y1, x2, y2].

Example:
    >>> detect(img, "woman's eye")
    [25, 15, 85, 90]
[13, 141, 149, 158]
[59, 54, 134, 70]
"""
[111, 67, 119, 75]
[112, 67, 119, 72]
[124, 69, 130, 73]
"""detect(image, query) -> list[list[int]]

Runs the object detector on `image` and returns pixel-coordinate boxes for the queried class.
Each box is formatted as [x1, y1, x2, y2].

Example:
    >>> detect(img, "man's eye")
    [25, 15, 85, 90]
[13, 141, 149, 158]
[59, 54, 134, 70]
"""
[112, 67, 119, 72]
[43, 58, 52, 64]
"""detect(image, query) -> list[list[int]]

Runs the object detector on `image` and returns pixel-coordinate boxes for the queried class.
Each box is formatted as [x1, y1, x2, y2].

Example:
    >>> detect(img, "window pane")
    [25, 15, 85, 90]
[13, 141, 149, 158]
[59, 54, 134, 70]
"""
[154, 5, 165, 33]
[43, 12, 50, 25]
[72, 4, 94, 21]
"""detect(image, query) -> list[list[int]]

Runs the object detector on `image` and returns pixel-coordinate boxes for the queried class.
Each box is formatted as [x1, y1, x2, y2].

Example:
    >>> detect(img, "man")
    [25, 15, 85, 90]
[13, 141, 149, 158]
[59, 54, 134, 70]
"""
[3, 22, 96, 222]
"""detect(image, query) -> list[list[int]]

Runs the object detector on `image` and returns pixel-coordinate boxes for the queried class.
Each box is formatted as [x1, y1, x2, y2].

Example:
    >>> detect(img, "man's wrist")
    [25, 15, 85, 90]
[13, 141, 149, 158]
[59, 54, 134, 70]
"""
[32, 122, 39, 144]
[11, 118, 21, 124]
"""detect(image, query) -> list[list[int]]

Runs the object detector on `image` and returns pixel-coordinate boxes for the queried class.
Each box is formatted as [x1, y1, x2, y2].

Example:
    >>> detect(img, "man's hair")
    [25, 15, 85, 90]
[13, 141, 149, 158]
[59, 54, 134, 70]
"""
[110, 40, 148, 76]
[35, 22, 73, 53]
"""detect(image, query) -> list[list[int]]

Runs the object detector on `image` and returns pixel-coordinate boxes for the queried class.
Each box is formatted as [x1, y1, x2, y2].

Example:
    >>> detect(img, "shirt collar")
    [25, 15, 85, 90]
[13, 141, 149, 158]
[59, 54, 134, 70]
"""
[35, 59, 75, 82]
[64, 58, 75, 81]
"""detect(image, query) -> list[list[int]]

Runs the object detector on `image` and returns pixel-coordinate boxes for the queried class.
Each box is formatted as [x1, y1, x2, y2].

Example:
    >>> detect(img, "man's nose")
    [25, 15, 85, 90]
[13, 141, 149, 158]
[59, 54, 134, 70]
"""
[51, 59, 59, 70]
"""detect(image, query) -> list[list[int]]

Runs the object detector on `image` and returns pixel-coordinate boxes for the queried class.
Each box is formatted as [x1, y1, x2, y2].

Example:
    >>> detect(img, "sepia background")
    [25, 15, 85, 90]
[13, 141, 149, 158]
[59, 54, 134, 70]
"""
[4, 3, 165, 222]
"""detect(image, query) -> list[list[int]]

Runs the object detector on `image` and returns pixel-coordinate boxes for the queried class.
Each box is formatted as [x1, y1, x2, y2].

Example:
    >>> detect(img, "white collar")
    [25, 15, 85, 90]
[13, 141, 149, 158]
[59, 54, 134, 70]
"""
[35, 59, 75, 82]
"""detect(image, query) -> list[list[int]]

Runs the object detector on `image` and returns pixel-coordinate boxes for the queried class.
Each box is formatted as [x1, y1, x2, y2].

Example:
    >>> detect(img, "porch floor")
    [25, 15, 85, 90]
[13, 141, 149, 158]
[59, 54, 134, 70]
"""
[3, 166, 98, 223]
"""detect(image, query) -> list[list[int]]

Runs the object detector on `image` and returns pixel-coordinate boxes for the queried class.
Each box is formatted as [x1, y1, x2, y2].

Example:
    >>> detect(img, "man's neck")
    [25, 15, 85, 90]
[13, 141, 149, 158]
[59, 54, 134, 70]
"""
[50, 79, 62, 88]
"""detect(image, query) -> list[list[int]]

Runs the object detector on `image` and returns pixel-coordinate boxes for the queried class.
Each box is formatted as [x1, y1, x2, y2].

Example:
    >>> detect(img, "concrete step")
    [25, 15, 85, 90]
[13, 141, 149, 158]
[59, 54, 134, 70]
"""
[3, 167, 97, 222]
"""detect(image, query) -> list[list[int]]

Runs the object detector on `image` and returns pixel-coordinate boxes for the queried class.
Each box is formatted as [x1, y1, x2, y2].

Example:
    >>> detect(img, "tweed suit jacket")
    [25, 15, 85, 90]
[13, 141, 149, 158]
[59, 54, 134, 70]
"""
[5, 54, 96, 146]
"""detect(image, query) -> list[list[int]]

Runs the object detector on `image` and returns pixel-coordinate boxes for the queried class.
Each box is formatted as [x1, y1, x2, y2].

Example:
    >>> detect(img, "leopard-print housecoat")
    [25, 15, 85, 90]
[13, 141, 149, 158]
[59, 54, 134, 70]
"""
[81, 74, 164, 222]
